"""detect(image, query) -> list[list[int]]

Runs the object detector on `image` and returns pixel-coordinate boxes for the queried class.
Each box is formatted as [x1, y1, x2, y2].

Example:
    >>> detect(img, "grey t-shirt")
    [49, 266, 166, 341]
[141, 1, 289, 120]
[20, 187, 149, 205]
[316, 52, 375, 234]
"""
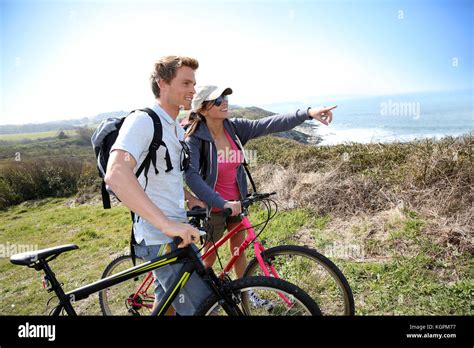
[110, 104, 187, 245]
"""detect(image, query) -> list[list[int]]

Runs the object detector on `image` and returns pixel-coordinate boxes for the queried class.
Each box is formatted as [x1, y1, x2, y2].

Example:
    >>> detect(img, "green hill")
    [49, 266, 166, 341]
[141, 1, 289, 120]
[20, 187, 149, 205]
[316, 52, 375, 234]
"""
[229, 106, 276, 119]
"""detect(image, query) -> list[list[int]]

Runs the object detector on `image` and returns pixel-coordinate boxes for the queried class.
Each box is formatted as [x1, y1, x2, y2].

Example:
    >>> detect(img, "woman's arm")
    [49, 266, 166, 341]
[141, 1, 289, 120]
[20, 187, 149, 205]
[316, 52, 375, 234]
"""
[184, 188, 207, 209]
[231, 109, 309, 145]
[231, 106, 336, 145]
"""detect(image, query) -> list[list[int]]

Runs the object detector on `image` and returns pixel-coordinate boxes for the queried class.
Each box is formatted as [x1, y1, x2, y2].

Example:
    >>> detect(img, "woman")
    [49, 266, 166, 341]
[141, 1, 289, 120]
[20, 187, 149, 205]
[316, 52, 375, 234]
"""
[184, 85, 335, 290]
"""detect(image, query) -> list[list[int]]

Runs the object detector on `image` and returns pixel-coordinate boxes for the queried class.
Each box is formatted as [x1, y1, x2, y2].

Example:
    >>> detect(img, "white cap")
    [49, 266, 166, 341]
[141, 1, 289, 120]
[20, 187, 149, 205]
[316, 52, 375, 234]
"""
[191, 85, 233, 112]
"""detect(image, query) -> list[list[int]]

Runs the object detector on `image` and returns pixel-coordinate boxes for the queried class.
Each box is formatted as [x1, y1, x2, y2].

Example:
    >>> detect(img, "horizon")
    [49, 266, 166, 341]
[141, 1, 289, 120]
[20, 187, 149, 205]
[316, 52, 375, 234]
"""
[0, 87, 472, 127]
[1, 0, 473, 125]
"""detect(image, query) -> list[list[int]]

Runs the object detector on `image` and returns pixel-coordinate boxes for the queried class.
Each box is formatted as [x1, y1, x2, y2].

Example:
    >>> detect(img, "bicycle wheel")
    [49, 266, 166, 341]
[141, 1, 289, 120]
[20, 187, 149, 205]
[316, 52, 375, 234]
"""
[99, 254, 155, 316]
[244, 245, 355, 316]
[195, 276, 322, 316]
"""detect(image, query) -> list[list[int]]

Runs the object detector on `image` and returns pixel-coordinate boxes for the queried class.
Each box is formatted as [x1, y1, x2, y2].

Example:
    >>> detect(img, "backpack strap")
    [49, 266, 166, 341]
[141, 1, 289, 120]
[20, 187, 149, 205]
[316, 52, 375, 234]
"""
[242, 158, 257, 194]
[128, 107, 172, 266]
[199, 139, 209, 181]
[101, 181, 112, 209]
[134, 108, 173, 188]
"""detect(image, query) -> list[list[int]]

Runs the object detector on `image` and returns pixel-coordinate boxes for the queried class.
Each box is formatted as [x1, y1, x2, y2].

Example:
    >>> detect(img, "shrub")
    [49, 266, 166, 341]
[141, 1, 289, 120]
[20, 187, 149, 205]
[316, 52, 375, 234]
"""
[57, 131, 69, 139]
[250, 134, 472, 219]
[75, 126, 94, 145]
[0, 158, 84, 209]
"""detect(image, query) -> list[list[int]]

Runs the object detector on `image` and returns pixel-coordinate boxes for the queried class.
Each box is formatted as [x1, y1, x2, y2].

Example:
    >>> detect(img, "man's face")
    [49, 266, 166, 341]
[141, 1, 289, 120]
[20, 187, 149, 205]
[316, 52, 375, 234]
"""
[161, 66, 196, 110]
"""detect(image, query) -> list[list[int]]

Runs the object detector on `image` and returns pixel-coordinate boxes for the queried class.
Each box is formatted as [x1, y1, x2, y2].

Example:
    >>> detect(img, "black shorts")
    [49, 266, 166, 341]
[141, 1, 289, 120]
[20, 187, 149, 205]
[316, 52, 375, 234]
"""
[207, 212, 243, 242]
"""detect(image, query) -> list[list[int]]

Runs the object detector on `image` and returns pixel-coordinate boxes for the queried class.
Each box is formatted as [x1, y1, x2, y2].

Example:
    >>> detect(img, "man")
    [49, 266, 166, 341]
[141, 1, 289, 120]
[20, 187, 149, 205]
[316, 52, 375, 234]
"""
[105, 55, 209, 315]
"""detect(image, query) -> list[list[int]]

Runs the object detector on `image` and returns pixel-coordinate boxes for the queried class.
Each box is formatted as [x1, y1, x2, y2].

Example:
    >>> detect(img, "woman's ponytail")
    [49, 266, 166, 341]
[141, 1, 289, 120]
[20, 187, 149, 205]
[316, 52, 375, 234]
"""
[185, 111, 205, 138]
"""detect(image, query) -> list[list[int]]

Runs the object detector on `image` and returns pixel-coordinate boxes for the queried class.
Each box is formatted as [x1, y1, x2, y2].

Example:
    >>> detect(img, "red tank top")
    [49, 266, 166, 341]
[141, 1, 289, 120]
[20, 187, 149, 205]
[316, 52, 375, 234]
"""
[212, 129, 244, 211]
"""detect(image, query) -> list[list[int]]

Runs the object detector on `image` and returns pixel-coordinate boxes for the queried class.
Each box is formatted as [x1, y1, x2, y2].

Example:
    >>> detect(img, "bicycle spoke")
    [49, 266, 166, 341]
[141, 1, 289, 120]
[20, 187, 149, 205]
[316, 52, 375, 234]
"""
[99, 255, 154, 316]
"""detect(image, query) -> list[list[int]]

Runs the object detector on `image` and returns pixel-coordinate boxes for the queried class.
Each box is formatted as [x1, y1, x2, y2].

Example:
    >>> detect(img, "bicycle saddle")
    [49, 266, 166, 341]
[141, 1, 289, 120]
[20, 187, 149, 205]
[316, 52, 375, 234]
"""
[10, 244, 78, 266]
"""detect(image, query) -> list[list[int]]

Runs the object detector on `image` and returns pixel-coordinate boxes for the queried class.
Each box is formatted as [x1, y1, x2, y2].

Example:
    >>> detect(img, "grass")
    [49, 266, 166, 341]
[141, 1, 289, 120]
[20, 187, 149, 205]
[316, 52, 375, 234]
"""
[0, 198, 131, 315]
[0, 130, 77, 142]
[0, 199, 471, 315]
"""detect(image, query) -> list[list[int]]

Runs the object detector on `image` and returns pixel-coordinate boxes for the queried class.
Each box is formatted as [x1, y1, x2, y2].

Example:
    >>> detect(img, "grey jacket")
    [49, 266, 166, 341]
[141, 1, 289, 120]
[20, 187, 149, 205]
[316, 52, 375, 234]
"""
[184, 109, 310, 209]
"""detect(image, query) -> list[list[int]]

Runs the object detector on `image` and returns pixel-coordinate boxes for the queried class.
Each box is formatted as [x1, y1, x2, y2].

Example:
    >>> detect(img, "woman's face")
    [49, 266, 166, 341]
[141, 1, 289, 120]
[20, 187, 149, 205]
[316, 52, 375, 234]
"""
[201, 95, 229, 120]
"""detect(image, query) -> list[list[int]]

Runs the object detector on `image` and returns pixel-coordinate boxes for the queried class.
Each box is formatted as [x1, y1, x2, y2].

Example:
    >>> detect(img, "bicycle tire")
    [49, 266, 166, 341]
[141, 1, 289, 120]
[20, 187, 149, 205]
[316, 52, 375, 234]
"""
[194, 276, 322, 316]
[244, 245, 355, 316]
[99, 254, 154, 316]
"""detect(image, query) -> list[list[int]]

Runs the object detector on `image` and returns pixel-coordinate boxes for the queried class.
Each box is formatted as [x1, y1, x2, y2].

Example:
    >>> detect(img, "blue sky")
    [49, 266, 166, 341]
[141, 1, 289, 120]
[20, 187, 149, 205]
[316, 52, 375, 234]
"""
[0, 0, 472, 124]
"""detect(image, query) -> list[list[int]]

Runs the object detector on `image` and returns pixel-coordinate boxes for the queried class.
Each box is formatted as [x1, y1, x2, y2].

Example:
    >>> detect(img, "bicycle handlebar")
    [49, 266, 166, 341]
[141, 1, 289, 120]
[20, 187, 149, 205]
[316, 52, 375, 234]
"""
[241, 192, 276, 208]
[184, 192, 277, 231]
[173, 228, 207, 247]
[222, 192, 277, 218]
[171, 207, 209, 246]
[186, 206, 208, 218]
[176, 192, 277, 245]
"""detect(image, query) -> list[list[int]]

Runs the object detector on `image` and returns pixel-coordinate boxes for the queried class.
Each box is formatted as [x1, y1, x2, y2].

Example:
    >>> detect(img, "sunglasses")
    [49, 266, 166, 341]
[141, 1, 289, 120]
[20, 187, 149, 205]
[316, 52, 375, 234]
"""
[179, 140, 190, 171]
[212, 95, 228, 107]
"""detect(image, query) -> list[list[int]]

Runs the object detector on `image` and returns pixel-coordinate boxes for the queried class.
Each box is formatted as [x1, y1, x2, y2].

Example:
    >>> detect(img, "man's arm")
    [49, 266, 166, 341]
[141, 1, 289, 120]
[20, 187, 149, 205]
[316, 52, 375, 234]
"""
[105, 149, 199, 246]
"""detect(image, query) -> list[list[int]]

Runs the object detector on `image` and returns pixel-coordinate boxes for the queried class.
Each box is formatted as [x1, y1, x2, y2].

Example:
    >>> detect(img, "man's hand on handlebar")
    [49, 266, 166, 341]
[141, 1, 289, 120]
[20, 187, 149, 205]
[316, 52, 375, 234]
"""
[161, 220, 201, 248]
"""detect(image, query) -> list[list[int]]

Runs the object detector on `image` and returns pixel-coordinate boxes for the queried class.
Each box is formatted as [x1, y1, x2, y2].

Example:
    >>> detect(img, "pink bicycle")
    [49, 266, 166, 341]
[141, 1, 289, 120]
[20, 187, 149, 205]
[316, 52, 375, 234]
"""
[99, 192, 354, 315]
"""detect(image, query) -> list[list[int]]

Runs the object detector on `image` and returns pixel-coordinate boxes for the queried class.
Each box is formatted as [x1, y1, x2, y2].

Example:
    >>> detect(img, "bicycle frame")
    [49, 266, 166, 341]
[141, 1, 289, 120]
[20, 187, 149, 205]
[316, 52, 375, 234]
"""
[129, 215, 291, 310]
[202, 216, 270, 278]
[203, 216, 291, 305]
[50, 245, 207, 316]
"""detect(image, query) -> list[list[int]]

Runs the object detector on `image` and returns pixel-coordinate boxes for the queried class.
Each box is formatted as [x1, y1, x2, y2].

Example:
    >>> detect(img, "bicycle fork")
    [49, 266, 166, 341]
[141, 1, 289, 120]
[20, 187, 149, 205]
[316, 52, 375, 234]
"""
[206, 269, 244, 316]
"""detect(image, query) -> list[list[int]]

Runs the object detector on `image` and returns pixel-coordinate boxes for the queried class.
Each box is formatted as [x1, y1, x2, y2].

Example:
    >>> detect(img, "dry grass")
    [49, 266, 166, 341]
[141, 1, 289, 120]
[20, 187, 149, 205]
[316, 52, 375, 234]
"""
[249, 134, 473, 255]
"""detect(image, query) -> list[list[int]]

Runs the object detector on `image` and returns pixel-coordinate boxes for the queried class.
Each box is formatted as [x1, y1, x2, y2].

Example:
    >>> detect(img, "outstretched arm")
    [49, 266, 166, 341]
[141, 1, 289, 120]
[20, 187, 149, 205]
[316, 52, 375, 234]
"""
[231, 105, 336, 145]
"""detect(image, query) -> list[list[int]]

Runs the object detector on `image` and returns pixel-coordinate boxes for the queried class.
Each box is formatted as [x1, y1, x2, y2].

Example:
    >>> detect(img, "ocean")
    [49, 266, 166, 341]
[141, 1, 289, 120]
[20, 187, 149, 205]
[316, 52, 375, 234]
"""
[259, 90, 473, 145]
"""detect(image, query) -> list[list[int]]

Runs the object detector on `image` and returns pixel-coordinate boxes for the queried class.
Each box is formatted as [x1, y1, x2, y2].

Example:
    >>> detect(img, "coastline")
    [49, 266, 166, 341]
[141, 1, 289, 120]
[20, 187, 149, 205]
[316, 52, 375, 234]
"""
[274, 120, 473, 146]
